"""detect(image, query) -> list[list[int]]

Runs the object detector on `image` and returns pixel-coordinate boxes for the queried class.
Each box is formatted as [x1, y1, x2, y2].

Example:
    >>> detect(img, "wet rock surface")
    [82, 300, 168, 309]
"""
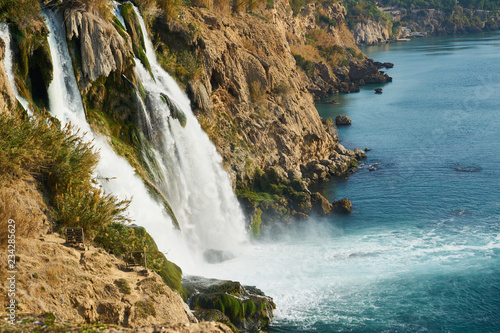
[183, 276, 276, 333]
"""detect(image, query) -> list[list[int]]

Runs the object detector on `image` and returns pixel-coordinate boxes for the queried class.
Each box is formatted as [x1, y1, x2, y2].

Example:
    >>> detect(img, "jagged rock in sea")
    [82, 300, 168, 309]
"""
[333, 198, 352, 214]
[336, 115, 352, 126]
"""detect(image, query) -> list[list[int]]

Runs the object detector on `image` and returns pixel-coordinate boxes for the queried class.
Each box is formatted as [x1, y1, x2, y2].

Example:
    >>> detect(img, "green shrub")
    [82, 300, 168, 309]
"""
[0, 111, 129, 241]
[94, 223, 186, 298]
[318, 14, 337, 27]
[290, 0, 306, 16]
[293, 54, 315, 76]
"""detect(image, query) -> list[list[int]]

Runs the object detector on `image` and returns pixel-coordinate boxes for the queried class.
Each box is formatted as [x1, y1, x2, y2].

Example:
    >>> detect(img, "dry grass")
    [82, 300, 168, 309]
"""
[306, 28, 336, 47]
[213, 0, 231, 14]
[0, 111, 129, 243]
[192, 0, 213, 9]
[290, 44, 324, 63]
[241, 38, 258, 53]
[0, 179, 46, 250]
[61, 0, 112, 20]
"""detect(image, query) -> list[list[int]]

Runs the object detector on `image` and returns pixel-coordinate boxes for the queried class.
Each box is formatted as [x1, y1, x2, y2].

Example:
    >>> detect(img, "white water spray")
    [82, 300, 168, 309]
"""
[0, 23, 32, 114]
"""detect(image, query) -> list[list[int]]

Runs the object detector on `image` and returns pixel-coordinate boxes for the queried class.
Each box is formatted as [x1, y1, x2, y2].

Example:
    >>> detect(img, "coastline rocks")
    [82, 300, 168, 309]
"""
[183, 276, 275, 333]
[311, 192, 333, 215]
[375, 88, 383, 94]
[335, 115, 352, 126]
[332, 198, 352, 214]
[374, 62, 394, 69]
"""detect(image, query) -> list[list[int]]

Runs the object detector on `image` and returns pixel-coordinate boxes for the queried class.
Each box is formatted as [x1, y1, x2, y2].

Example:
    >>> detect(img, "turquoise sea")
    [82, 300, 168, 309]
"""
[206, 32, 500, 332]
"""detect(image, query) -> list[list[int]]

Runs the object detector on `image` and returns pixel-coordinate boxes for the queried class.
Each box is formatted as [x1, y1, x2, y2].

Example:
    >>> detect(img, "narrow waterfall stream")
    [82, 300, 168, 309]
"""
[0, 23, 32, 113]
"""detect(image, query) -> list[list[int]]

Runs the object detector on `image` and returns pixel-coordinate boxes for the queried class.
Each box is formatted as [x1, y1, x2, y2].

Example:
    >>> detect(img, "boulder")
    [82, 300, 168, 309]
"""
[375, 88, 383, 94]
[352, 148, 367, 159]
[332, 198, 352, 214]
[335, 115, 352, 126]
[311, 192, 333, 215]
[287, 168, 302, 180]
[183, 276, 275, 333]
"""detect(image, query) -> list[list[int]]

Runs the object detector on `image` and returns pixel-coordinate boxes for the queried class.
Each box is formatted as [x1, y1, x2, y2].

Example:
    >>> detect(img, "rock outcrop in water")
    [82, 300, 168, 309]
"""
[183, 276, 276, 333]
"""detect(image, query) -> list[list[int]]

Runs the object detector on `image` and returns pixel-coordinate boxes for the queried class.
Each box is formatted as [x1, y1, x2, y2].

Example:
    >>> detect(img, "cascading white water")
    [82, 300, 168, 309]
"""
[131, 5, 249, 272]
[43, 6, 247, 272]
[0, 23, 32, 114]
[43, 10, 192, 263]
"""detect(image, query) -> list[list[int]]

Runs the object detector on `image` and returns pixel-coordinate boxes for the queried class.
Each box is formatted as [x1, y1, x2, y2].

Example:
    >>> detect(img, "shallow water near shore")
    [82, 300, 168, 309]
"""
[199, 32, 500, 332]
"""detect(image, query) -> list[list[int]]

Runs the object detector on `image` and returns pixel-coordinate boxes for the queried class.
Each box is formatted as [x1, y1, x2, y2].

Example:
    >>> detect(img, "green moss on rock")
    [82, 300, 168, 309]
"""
[121, 2, 153, 77]
[94, 223, 186, 298]
[10, 23, 53, 109]
[184, 276, 275, 332]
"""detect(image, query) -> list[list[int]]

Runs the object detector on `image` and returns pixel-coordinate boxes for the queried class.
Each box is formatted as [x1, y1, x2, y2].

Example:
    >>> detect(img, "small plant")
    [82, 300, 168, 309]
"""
[318, 14, 337, 27]
[32, 273, 39, 278]
[135, 299, 156, 318]
[272, 81, 291, 95]
[115, 278, 132, 294]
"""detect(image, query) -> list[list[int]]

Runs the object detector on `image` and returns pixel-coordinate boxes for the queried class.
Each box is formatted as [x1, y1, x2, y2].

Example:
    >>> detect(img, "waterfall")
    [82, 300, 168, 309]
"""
[131, 5, 248, 271]
[42, 6, 247, 273]
[43, 10, 192, 264]
[0, 23, 32, 114]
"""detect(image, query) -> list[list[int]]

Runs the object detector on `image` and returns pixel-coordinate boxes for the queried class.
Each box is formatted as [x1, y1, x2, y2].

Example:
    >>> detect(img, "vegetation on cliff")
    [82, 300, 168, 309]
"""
[345, 0, 500, 42]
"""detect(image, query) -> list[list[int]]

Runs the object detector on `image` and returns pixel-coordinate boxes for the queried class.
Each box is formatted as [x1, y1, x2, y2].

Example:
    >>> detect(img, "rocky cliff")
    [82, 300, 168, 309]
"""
[350, 6, 500, 46]
[400, 7, 500, 36]
[353, 19, 390, 45]
[142, 1, 389, 227]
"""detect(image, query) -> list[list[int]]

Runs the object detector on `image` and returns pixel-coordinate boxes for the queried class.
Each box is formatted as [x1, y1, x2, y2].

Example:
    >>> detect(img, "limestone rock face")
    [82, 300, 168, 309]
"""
[353, 20, 390, 45]
[174, 8, 339, 186]
[64, 8, 133, 90]
[0, 36, 16, 114]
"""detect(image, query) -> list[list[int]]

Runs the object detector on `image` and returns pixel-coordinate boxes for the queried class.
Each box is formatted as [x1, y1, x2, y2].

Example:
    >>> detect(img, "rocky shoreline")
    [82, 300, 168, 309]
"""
[352, 7, 500, 46]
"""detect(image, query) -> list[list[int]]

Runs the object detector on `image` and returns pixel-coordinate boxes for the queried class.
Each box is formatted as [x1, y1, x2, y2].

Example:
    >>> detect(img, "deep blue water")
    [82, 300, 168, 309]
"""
[305, 32, 500, 332]
[206, 32, 500, 332]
